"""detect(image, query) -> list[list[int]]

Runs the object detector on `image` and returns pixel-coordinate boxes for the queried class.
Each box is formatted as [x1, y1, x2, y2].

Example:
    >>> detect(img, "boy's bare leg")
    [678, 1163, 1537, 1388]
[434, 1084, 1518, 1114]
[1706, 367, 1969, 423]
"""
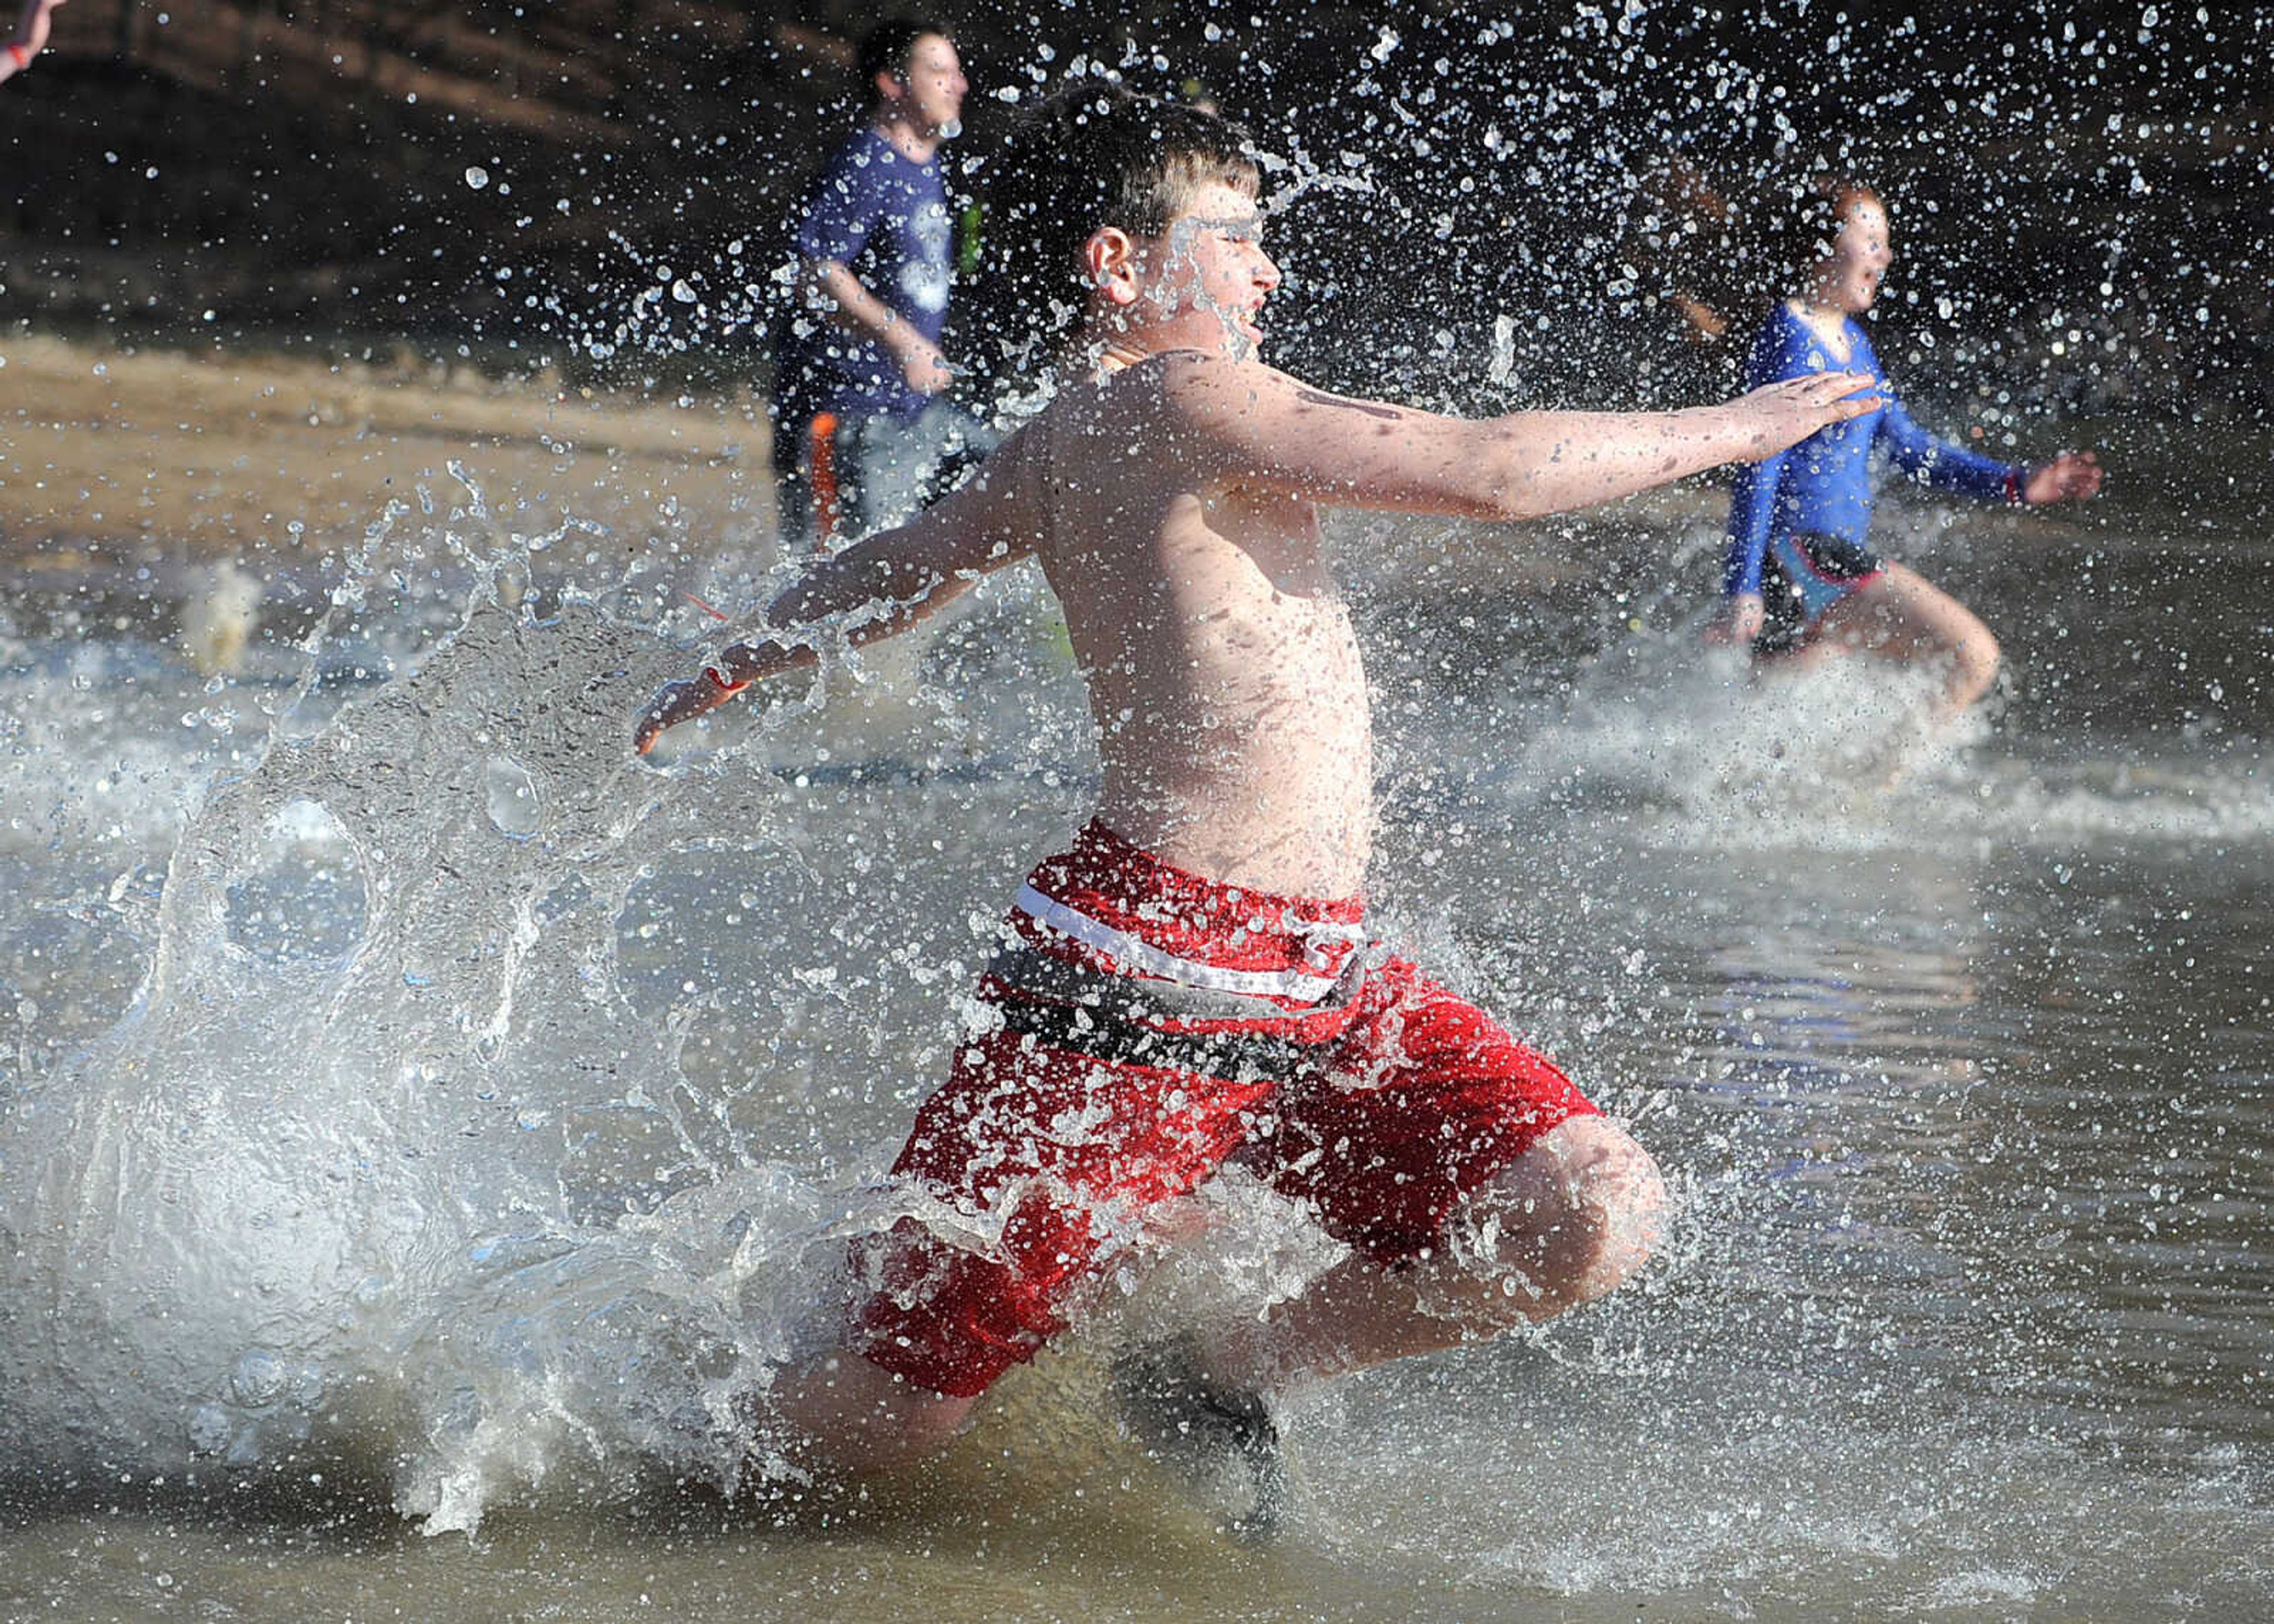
[1217, 1115, 1667, 1393]
[770, 1346, 979, 1474]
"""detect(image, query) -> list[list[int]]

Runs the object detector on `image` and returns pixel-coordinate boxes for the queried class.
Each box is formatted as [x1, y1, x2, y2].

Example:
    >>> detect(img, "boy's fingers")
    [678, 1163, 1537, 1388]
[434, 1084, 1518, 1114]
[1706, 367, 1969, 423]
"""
[633, 681, 693, 754]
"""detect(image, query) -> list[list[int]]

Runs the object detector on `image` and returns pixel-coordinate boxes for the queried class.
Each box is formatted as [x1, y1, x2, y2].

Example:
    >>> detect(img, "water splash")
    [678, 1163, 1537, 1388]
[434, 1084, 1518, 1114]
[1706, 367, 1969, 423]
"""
[0, 490, 1222, 1535]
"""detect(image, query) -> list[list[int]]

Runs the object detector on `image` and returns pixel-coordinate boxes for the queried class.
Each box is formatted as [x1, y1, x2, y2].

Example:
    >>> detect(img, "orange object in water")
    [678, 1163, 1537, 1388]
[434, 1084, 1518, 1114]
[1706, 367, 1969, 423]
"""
[808, 411, 841, 552]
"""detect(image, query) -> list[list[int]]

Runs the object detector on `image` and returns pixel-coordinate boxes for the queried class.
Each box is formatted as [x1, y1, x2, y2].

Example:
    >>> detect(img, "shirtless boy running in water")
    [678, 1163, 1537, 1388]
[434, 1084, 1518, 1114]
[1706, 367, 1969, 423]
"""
[635, 85, 1872, 1493]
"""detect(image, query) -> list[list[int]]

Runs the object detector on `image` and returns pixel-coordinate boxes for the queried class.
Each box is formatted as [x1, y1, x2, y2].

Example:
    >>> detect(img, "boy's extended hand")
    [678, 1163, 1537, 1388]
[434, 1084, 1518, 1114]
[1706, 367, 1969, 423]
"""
[632, 637, 805, 754]
[633, 671, 739, 755]
[1732, 371, 1881, 454]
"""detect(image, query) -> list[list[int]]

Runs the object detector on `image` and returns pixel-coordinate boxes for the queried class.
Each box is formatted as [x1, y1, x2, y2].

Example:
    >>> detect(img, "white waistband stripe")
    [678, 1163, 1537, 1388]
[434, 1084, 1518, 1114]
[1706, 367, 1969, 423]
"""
[1011, 884, 1347, 1001]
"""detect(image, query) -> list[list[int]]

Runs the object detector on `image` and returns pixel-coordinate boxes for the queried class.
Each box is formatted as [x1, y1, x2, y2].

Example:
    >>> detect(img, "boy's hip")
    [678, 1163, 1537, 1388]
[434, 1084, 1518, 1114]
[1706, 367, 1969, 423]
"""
[988, 818, 1371, 1028]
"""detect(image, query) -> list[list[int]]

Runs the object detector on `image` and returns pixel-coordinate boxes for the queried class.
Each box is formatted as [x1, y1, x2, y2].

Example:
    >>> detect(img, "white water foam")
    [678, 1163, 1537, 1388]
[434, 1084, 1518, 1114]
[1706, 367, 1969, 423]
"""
[0, 537, 1302, 1536]
[1473, 610, 2273, 855]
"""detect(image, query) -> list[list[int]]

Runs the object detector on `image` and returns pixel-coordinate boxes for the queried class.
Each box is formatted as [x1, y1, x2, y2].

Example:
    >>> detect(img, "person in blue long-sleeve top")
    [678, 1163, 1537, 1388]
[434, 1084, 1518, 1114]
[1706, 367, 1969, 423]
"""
[1706, 179, 2103, 729]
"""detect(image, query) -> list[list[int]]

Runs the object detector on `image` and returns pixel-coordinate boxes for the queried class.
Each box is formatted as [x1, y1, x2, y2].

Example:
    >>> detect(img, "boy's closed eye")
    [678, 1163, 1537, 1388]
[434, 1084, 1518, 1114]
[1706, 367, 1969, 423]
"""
[1177, 214, 1267, 246]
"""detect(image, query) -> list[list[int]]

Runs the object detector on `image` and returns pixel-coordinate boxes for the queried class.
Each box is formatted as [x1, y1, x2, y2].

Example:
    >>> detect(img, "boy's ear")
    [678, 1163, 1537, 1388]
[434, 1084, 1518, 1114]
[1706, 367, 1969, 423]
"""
[1081, 227, 1142, 307]
[875, 69, 907, 107]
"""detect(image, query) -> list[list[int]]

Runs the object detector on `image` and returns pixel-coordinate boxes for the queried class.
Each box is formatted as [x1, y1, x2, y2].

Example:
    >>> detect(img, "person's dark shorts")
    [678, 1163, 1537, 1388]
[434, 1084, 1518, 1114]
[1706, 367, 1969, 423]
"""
[1752, 529, 1886, 657]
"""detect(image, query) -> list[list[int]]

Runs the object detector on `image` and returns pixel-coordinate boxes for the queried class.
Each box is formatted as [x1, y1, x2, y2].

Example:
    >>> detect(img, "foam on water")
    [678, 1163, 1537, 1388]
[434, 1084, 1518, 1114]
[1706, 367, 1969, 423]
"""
[5, 584, 749, 1523]
[1427, 580, 2274, 858]
[0, 527, 1303, 1536]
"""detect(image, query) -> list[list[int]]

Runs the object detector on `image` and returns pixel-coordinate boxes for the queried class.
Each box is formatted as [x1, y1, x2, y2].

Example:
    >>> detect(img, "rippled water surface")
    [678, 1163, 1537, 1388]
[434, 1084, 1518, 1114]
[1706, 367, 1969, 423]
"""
[1, 456, 2269, 1622]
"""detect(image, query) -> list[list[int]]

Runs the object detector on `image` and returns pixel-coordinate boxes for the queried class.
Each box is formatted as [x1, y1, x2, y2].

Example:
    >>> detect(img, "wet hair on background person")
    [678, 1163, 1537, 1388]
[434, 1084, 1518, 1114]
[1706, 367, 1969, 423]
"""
[967, 81, 1261, 384]
[1766, 173, 1886, 294]
[1626, 152, 1746, 349]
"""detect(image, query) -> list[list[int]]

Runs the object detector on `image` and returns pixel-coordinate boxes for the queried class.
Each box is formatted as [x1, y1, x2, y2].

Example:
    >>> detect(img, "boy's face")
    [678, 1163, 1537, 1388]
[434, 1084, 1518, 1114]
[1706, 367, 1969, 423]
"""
[1125, 181, 1281, 358]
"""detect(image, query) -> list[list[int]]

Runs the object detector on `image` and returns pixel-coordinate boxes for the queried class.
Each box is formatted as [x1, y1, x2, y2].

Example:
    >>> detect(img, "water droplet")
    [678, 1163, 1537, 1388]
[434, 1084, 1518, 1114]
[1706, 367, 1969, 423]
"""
[230, 1349, 287, 1407]
[187, 1405, 232, 1455]
[486, 758, 543, 840]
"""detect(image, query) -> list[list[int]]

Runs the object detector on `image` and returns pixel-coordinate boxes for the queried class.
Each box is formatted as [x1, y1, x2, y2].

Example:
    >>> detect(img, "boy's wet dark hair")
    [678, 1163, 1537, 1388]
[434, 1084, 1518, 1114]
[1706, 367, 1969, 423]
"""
[971, 81, 1261, 378]
[857, 17, 949, 97]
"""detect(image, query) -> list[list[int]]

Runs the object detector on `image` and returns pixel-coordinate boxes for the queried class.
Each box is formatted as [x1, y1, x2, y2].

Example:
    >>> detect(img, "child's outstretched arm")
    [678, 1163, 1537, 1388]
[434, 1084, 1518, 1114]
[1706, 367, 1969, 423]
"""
[1704, 445, 1791, 646]
[1161, 354, 1878, 522]
[1878, 389, 2106, 510]
[634, 447, 1036, 754]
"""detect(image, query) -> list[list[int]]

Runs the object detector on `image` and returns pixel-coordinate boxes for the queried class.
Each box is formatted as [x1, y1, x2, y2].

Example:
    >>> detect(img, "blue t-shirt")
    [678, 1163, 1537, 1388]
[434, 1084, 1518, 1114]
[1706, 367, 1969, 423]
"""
[1723, 302, 2019, 597]
[775, 128, 955, 423]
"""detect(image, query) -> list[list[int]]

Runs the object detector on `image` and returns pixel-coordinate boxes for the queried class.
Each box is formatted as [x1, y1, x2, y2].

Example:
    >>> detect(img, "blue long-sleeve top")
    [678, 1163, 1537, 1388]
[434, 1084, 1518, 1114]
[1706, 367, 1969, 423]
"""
[1723, 302, 2021, 597]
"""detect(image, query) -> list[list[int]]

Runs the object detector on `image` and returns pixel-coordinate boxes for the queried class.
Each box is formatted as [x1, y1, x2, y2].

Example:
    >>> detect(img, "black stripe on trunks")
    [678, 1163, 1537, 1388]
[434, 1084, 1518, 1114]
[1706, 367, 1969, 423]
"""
[983, 941, 1368, 1025]
[992, 993, 1321, 1082]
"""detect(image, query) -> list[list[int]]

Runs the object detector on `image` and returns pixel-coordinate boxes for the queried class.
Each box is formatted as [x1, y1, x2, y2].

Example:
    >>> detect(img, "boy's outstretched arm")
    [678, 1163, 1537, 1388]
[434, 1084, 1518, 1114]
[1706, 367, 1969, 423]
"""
[1163, 355, 1878, 522]
[633, 448, 1036, 754]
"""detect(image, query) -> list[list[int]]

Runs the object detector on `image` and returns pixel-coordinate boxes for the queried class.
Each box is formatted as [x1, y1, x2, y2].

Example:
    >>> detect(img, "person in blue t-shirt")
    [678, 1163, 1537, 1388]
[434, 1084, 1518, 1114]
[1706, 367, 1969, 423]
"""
[772, 19, 995, 549]
[1707, 179, 2103, 728]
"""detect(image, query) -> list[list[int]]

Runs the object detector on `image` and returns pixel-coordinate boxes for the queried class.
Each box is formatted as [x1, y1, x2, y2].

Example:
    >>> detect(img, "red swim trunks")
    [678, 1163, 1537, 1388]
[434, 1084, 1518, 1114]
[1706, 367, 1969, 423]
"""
[853, 821, 1599, 1398]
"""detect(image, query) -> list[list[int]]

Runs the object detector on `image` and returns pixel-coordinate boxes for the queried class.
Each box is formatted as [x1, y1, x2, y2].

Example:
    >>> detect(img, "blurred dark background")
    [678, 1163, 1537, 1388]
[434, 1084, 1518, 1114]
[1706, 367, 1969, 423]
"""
[1, 1, 2266, 419]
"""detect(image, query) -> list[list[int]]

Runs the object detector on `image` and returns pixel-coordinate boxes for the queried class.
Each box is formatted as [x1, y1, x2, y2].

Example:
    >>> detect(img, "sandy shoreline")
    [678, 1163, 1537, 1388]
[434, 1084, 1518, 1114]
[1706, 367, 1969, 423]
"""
[0, 332, 1676, 639]
[1, 333, 780, 581]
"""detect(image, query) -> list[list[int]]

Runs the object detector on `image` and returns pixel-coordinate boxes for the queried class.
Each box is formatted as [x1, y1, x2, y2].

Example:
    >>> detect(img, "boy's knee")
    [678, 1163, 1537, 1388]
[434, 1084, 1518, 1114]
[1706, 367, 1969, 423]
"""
[1944, 623, 2000, 706]
[1444, 1116, 1665, 1321]
[1540, 1115, 1666, 1300]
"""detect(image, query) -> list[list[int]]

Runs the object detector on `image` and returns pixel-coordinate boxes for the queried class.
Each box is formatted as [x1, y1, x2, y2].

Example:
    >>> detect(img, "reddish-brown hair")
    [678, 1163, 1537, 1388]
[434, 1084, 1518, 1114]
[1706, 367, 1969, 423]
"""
[1778, 175, 1886, 282]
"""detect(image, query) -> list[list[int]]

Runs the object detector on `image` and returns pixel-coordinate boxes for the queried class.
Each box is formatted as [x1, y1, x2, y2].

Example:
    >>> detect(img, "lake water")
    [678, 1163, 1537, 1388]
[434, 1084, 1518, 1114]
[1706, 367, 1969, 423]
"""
[1, 428, 2268, 1622]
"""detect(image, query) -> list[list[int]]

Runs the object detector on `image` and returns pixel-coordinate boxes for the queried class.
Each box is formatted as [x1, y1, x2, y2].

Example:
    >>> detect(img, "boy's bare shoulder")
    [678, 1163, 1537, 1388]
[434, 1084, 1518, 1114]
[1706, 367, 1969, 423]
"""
[1021, 352, 1281, 454]
[1142, 350, 1415, 427]
[1147, 347, 1290, 398]
[1113, 351, 1406, 446]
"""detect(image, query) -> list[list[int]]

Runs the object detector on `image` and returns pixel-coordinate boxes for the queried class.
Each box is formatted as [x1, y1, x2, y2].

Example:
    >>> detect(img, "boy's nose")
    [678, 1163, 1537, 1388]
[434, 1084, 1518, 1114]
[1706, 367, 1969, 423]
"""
[1254, 248, 1283, 288]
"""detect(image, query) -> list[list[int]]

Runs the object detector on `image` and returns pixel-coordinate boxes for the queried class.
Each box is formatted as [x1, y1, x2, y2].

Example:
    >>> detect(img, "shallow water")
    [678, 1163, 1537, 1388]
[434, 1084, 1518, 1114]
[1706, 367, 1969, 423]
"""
[2, 449, 2269, 1622]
